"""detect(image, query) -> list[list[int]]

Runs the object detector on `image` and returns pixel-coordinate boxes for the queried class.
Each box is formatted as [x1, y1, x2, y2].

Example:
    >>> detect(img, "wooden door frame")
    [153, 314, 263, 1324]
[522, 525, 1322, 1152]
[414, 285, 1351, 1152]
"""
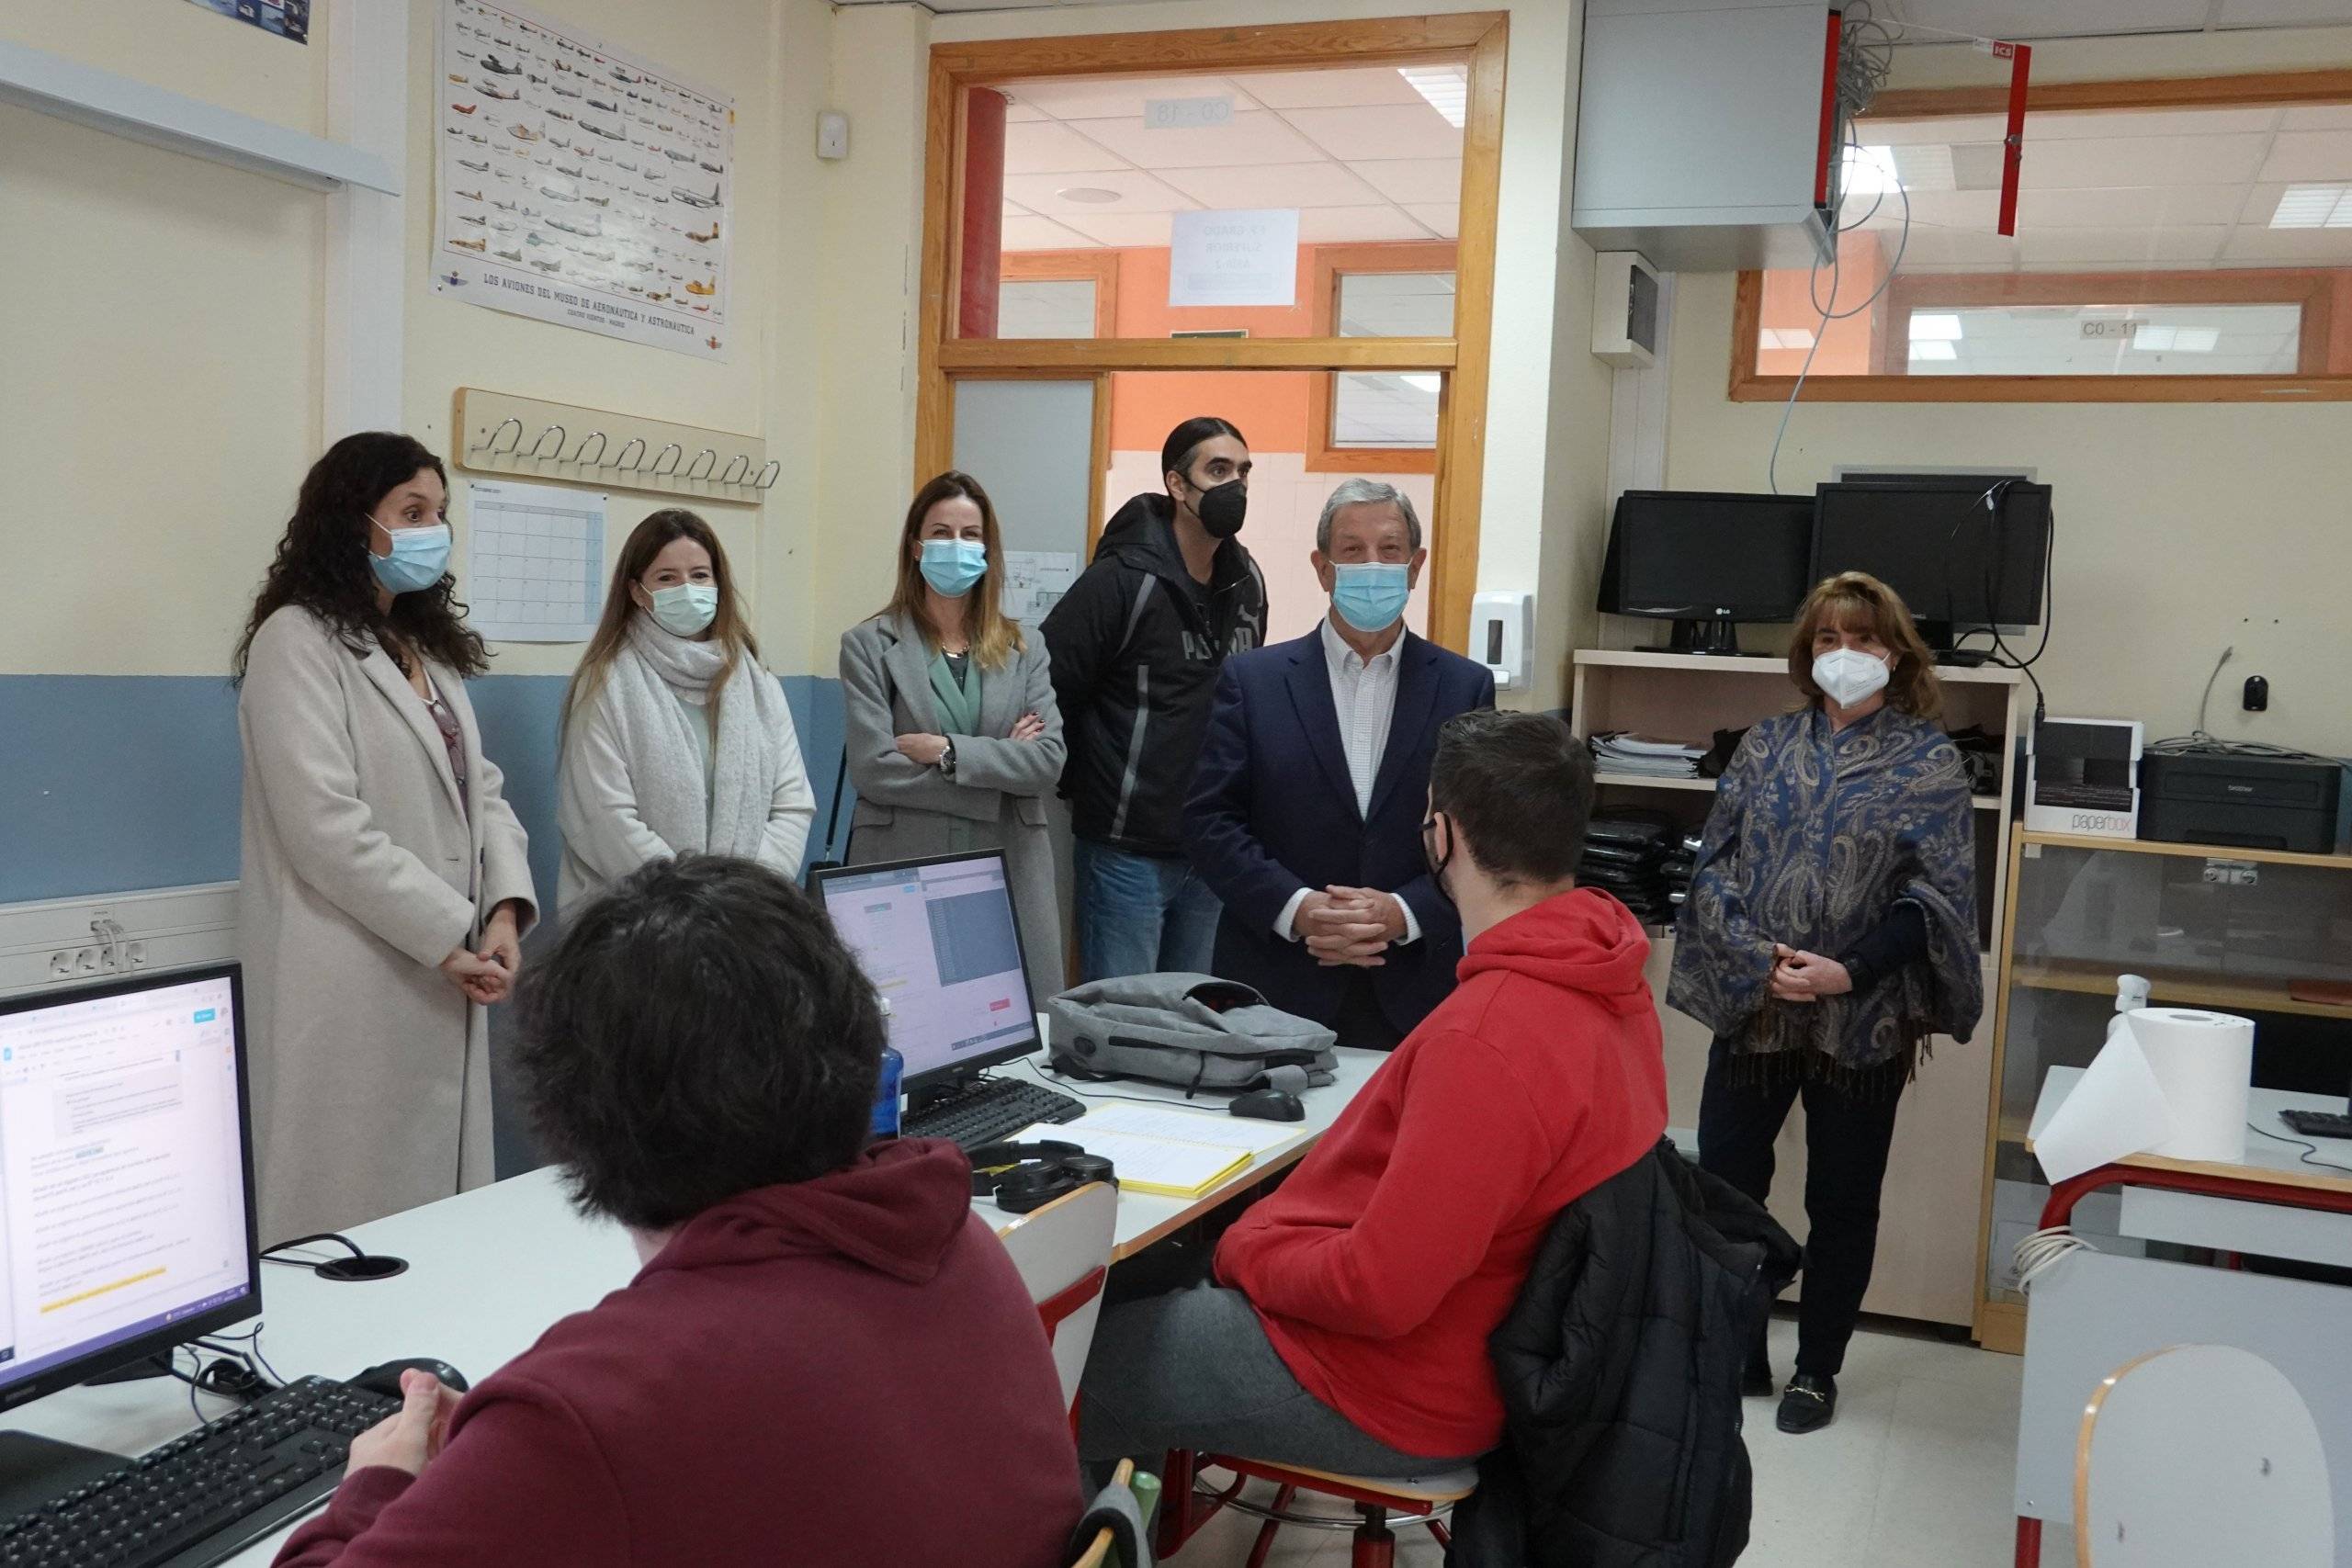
[914, 13, 1508, 652]
[1306, 239, 1461, 475]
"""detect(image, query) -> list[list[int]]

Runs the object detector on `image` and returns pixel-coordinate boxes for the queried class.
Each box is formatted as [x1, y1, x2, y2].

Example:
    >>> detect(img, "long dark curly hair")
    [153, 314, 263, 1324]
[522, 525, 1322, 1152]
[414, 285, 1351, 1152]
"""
[232, 433, 489, 682]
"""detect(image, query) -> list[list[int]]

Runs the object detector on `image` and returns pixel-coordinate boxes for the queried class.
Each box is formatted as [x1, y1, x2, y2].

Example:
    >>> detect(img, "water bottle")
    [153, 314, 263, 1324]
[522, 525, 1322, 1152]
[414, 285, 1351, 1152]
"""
[870, 1044, 903, 1139]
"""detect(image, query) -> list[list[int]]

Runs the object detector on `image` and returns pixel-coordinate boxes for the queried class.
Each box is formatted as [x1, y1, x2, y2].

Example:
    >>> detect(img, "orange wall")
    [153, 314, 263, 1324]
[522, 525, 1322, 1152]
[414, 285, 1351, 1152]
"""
[1757, 230, 1889, 376]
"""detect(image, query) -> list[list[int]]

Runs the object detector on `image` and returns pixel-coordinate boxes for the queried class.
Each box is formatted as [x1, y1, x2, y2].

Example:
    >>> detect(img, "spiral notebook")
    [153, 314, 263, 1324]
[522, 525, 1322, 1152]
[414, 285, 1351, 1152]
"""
[1012, 1103, 1299, 1198]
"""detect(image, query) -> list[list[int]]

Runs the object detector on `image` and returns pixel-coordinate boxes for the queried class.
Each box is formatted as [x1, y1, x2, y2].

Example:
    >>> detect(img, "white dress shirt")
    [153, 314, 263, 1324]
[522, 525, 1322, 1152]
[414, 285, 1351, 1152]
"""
[1275, 615, 1423, 946]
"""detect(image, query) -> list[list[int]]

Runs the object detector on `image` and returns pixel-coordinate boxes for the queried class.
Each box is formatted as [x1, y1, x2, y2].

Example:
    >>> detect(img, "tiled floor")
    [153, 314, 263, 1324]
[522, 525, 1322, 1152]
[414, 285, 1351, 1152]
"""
[1160, 1314, 2065, 1566]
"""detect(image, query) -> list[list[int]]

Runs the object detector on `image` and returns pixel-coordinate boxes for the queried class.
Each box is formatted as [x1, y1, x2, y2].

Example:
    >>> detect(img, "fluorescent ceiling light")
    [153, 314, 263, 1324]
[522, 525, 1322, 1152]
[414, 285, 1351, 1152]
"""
[1398, 65, 1467, 129]
[1887, 143, 1956, 193]
[1758, 327, 1816, 351]
[1909, 340, 1957, 361]
[1057, 186, 1122, 205]
[1842, 144, 1901, 197]
[1400, 373, 1442, 394]
[2270, 184, 2352, 229]
[1909, 313, 1964, 341]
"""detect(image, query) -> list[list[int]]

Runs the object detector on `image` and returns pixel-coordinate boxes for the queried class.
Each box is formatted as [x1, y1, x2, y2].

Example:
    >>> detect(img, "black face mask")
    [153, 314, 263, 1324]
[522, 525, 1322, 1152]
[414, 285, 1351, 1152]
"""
[1421, 814, 1456, 908]
[1187, 477, 1249, 539]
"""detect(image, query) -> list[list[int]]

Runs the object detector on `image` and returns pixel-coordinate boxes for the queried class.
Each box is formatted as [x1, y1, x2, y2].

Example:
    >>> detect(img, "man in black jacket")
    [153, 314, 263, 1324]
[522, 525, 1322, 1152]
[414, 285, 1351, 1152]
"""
[1042, 416, 1268, 982]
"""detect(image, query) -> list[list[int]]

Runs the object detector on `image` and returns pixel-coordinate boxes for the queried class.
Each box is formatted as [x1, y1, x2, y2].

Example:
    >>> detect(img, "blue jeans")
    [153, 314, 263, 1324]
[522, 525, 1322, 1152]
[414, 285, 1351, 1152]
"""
[1073, 840, 1222, 982]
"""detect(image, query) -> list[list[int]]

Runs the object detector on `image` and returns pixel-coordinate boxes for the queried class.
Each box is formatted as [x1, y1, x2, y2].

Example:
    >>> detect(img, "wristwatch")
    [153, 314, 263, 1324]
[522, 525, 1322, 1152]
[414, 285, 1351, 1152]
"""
[940, 739, 957, 777]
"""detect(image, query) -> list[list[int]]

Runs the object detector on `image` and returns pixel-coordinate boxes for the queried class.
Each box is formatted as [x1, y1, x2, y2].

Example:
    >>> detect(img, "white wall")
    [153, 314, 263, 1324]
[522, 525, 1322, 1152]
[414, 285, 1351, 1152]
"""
[1657, 28, 2352, 757]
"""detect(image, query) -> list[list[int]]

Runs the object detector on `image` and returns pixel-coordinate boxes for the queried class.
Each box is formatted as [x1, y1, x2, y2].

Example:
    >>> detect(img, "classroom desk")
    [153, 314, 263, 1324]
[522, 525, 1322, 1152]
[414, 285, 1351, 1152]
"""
[2010, 1067, 2352, 1568]
[6, 1044, 1387, 1563]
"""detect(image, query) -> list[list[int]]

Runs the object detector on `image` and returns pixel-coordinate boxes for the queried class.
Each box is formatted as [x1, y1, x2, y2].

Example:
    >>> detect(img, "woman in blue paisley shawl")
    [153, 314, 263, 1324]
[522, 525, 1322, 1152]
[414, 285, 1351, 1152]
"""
[1668, 571, 1982, 1437]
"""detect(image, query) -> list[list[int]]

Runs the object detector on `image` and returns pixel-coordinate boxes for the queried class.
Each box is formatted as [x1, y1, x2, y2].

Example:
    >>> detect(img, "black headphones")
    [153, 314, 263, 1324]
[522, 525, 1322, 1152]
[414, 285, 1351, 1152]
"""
[967, 1140, 1118, 1214]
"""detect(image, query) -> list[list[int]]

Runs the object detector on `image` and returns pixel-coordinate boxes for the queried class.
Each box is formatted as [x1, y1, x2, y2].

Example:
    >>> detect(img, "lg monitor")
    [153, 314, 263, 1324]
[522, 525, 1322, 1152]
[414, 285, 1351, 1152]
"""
[1597, 490, 1816, 655]
[813, 852, 1041, 1112]
[0, 965, 259, 1493]
[1811, 477, 2052, 655]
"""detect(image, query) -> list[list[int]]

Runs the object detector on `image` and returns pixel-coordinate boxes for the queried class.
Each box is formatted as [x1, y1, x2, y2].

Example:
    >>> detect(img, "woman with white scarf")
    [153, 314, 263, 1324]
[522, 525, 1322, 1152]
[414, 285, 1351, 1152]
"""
[557, 510, 814, 914]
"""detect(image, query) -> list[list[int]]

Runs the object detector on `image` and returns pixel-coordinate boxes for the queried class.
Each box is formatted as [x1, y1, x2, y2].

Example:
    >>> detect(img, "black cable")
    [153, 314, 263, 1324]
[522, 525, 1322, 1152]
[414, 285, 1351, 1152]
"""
[1016, 1055, 1226, 1110]
[261, 1232, 365, 1268]
[2246, 1119, 2352, 1177]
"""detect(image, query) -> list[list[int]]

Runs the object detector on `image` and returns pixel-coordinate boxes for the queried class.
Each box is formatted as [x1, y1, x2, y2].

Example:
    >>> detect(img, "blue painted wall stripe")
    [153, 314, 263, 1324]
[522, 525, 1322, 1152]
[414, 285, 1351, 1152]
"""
[0, 672, 848, 909]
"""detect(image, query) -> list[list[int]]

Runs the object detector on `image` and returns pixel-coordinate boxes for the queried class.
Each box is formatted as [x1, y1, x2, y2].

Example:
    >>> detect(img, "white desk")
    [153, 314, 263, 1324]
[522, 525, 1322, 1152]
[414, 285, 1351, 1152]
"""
[7, 1045, 1387, 1562]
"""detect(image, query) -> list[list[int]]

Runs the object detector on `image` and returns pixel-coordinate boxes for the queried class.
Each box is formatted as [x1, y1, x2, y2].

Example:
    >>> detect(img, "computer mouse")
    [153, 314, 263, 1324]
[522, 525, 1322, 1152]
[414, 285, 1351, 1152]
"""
[350, 1358, 469, 1400]
[1230, 1089, 1306, 1122]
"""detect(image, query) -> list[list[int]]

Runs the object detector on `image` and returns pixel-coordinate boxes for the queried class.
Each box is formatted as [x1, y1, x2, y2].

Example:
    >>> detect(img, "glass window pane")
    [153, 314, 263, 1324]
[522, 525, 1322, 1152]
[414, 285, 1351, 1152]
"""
[1332, 372, 1440, 447]
[996, 279, 1098, 339]
[1905, 303, 2301, 376]
[1337, 271, 1455, 337]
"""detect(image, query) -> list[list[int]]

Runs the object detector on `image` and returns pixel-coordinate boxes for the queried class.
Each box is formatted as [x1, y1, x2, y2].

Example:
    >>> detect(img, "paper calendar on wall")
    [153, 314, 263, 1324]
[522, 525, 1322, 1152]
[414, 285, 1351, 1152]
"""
[465, 479, 606, 643]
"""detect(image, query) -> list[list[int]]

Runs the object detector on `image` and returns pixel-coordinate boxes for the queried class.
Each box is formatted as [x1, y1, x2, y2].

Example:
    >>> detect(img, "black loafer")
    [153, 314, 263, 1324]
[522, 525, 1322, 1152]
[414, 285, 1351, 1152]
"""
[1743, 1344, 1774, 1398]
[1776, 1372, 1837, 1434]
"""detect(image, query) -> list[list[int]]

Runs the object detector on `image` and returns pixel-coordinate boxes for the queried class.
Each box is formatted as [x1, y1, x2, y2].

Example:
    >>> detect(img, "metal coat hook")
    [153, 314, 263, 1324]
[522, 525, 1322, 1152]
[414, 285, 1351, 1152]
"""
[528, 424, 567, 459]
[718, 454, 751, 485]
[753, 460, 780, 491]
[650, 443, 683, 477]
[571, 431, 608, 467]
[478, 416, 524, 456]
[615, 436, 648, 471]
[684, 448, 718, 481]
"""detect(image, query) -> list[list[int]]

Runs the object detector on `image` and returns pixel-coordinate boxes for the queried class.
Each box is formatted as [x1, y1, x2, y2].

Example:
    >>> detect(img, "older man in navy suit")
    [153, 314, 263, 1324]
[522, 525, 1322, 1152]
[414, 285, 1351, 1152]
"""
[1184, 479, 1496, 1049]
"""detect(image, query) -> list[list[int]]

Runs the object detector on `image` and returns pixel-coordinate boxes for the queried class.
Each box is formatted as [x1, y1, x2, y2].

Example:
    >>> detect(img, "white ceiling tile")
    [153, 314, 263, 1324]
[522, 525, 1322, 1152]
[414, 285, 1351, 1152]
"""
[1001, 119, 1129, 176]
[1855, 114, 2007, 146]
[1156, 160, 1385, 209]
[1001, 167, 1197, 215]
[2015, 184, 2253, 227]
[2219, 225, 2352, 262]
[1055, 210, 1177, 248]
[1000, 213, 1101, 252]
[1875, 0, 2211, 39]
[1405, 202, 1459, 238]
[2216, 0, 2352, 24]
[1296, 205, 1437, 243]
[1279, 102, 1464, 163]
[1003, 101, 1046, 124]
[2012, 224, 2230, 265]
[2237, 179, 2352, 225]
[1894, 226, 2024, 267]
[1004, 75, 1258, 123]
[1355, 159, 1463, 205]
[1879, 189, 2001, 229]
[1067, 109, 1324, 170]
[2256, 130, 2352, 184]
[2025, 107, 2283, 139]
[2020, 134, 2272, 189]
[2282, 104, 2352, 130]
[1001, 198, 1033, 218]
[1231, 66, 1425, 110]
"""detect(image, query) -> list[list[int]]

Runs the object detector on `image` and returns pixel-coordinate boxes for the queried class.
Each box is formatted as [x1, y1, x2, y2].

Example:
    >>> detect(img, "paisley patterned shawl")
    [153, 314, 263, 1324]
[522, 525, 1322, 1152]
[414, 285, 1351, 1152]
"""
[1666, 705, 1983, 1072]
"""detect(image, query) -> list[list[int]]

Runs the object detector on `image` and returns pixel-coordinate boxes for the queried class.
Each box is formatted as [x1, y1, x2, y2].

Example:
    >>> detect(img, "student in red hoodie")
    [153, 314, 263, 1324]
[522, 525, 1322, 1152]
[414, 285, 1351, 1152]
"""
[1079, 710, 1668, 1473]
[273, 856, 1082, 1568]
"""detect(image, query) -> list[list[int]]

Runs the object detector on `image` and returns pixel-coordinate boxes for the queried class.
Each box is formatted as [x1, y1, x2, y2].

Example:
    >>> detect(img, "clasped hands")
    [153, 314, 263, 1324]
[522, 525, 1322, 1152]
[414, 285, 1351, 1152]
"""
[440, 900, 524, 1006]
[1294, 886, 1408, 968]
[894, 712, 1046, 768]
[1768, 942, 1852, 1004]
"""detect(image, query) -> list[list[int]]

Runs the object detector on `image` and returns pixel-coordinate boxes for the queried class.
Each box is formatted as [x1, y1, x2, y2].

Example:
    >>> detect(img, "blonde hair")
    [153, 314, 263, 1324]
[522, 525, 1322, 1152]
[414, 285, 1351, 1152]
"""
[1787, 570, 1943, 720]
[564, 510, 758, 731]
[880, 470, 1024, 670]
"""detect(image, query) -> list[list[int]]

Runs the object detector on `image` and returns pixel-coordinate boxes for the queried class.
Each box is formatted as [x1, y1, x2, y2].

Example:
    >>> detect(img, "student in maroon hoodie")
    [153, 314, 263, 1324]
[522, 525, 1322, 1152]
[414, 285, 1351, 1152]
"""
[1078, 710, 1668, 1473]
[274, 856, 1083, 1568]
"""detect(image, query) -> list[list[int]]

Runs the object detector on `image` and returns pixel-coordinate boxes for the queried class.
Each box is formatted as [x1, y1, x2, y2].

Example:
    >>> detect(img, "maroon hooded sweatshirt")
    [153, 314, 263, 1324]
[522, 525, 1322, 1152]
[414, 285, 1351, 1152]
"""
[274, 1139, 1081, 1567]
[1215, 887, 1669, 1459]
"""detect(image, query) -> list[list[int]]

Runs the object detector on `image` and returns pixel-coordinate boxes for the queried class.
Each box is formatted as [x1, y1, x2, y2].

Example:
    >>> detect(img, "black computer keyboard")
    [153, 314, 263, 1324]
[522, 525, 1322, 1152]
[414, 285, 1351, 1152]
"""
[2280, 1109, 2352, 1141]
[904, 1075, 1087, 1149]
[0, 1376, 397, 1568]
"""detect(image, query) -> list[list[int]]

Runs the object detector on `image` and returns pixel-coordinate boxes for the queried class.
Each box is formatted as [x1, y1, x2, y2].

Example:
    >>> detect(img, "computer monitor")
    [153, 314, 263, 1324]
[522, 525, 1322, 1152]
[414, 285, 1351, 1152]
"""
[1811, 477, 2052, 653]
[814, 852, 1041, 1109]
[0, 966, 259, 1482]
[1597, 491, 1816, 655]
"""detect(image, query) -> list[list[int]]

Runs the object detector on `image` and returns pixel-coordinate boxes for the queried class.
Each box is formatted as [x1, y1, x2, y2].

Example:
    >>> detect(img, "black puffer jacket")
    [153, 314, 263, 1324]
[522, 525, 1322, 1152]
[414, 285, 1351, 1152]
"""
[1040, 493, 1267, 855]
[1448, 1142, 1801, 1568]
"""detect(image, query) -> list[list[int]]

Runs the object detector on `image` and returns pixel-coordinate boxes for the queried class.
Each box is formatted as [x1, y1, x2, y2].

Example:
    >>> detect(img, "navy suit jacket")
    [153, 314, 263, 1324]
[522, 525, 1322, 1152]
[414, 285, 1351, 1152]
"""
[1183, 625, 1497, 1040]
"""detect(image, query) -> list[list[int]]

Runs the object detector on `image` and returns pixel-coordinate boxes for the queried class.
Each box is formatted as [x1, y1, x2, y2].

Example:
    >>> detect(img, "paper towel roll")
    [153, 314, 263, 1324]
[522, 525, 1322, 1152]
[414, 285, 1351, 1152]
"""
[2128, 1007, 2255, 1164]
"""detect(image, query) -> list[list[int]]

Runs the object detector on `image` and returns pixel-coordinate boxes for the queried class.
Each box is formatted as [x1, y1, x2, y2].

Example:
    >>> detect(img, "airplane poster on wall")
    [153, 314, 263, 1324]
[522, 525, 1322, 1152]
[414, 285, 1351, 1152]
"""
[433, 0, 734, 360]
[185, 1, 311, 44]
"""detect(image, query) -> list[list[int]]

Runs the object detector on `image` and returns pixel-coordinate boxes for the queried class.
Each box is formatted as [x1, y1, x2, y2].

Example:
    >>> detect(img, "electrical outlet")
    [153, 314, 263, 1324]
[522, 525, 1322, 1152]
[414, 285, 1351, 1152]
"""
[74, 948, 101, 973]
[47, 952, 72, 979]
[126, 942, 147, 968]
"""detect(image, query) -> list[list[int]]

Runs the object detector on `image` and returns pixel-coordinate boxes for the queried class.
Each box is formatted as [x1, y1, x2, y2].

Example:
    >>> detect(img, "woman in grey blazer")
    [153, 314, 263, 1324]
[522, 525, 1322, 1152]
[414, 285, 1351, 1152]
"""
[232, 434, 537, 1243]
[838, 471, 1067, 1000]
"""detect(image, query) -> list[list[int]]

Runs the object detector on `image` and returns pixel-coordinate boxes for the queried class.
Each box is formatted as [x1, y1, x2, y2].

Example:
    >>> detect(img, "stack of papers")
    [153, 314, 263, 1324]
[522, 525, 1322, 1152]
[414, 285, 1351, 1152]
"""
[1589, 732, 1706, 778]
[1012, 1103, 1300, 1199]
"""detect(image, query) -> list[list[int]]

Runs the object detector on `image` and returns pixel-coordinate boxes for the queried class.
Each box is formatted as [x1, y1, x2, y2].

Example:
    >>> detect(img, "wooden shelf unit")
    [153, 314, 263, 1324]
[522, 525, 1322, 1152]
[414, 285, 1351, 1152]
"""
[1573, 648, 2027, 1333]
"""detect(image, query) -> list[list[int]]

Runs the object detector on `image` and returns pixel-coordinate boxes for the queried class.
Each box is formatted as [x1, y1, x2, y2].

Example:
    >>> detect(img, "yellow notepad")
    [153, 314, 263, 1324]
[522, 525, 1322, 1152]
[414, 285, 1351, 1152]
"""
[1013, 1105, 1279, 1198]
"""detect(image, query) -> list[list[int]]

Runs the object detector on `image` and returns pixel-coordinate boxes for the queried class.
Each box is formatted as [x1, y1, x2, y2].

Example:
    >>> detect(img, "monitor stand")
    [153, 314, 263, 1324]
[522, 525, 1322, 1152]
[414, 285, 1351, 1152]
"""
[1915, 619, 1995, 667]
[0, 1430, 130, 1519]
[1666, 617, 1744, 657]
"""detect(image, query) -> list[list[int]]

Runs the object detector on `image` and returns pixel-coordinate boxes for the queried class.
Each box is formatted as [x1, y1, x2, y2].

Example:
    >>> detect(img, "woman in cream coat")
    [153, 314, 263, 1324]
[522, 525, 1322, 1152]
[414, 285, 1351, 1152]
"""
[555, 509, 814, 914]
[840, 471, 1067, 1000]
[234, 433, 536, 1244]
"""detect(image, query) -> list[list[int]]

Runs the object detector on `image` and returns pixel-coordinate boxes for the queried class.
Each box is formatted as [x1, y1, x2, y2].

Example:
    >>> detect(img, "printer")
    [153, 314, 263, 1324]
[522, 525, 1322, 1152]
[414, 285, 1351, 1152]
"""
[2138, 750, 2344, 856]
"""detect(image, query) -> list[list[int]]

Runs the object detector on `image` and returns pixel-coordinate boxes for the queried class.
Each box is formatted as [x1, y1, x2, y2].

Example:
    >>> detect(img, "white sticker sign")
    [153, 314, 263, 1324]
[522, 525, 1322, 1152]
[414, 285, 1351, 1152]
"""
[1144, 96, 1235, 130]
[1168, 209, 1300, 310]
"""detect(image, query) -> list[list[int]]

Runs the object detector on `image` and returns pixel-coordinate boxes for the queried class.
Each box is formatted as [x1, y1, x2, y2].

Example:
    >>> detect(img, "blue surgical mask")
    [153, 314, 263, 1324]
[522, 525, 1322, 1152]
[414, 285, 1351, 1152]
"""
[647, 581, 718, 638]
[1330, 561, 1411, 634]
[368, 519, 452, 596]
[920, 538, 989, 599]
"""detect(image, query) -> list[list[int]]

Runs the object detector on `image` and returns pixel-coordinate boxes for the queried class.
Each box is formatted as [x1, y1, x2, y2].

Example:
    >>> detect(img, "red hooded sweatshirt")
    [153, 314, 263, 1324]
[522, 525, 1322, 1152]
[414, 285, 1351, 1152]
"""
[274, 1140, 1081, 1568]
[1214, 887, 1668, 1460]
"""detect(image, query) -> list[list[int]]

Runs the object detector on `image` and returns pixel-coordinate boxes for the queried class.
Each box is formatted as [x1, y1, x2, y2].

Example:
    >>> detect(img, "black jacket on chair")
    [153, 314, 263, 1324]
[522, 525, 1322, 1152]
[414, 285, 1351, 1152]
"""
[1447, 1142, 1802, 1568]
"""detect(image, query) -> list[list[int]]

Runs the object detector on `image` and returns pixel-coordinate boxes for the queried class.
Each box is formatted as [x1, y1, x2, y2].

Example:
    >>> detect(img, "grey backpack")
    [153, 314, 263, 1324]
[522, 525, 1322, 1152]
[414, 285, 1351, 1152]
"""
[1047, 974, 1339, 1096]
